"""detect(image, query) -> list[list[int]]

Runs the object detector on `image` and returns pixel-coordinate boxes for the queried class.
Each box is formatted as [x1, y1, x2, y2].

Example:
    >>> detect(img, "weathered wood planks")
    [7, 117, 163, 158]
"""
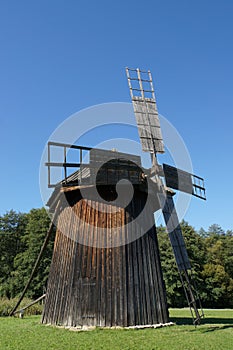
[42, 186, 169, 327]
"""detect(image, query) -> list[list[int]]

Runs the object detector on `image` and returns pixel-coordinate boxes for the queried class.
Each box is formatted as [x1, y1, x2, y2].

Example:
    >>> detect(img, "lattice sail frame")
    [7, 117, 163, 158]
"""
[126, 68, 164, 154]
[163, 164, 206, 200]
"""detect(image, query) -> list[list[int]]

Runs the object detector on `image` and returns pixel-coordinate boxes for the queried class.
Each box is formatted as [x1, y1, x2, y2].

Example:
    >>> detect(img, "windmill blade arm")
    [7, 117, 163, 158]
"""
[162, 164, 206, 200]
[158, 192, 191, 271]
[159, 191, 204, 324]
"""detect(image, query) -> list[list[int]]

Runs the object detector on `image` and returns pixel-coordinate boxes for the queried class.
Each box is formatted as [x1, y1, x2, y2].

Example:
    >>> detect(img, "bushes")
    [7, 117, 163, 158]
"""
[0, 298, 43, 317]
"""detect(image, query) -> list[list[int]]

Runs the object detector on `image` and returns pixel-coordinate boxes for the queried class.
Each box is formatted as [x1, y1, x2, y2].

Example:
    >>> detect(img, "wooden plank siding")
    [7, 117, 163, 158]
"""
[42, 186, 169, 327]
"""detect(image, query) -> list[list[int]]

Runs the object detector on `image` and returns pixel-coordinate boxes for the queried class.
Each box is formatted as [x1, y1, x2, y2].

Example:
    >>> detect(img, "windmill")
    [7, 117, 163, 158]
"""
[10, 67, 206, 327]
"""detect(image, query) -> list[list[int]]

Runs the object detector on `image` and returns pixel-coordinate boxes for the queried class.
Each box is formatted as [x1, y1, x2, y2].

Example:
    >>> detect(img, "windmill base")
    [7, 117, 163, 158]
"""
[42, 187, 169, 327]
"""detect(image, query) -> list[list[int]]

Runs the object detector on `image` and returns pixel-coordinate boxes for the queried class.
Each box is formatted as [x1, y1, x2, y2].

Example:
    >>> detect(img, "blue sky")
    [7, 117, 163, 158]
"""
[0, 1, 233, 232]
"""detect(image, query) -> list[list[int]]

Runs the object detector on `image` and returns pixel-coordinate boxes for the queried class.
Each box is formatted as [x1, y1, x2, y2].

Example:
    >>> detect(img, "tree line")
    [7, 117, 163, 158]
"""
[0, 208, 232, 308]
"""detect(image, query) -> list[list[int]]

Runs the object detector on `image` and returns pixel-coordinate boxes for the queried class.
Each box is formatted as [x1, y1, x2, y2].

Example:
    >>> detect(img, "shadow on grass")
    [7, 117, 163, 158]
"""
[171, 316, 233, 331]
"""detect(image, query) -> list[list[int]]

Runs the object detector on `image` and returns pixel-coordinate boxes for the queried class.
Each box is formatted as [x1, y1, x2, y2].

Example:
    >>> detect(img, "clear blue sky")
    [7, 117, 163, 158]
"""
[0, 1, 233, 232]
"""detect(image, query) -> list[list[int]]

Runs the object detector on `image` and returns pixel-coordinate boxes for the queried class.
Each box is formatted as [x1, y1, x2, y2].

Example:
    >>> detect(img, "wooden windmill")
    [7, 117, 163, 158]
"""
[41, 145, 170, 327]
[11, 68, 206, 326]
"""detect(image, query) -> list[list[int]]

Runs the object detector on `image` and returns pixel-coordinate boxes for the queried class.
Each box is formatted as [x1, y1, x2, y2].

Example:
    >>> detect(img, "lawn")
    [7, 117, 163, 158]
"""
[0, 309, 232, 350]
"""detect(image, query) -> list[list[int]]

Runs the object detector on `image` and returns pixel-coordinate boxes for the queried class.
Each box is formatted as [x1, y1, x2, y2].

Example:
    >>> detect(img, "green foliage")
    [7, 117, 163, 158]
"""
[157, 225, 182, 306]
[157, 221, 233, 308]
[0, 310, 233, 350]
[200, 228, 233, 308]
[0, 297, 43, 316]
[0, 210, 28, 298]
[11, 208, 54, 299]
[0, 208, 55, 300]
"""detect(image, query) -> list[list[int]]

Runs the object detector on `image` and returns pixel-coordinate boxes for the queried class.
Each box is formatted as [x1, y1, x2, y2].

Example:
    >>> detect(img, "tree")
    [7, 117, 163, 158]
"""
[208, 224, 225, 236]
[157, 221, 207, 308]
[0, 210, 28, 298]
[180, 221, 207, 297]
[157, 224, 184, 307]
[11, 208, 55, 299]
[198, 227, 207, 238]
[201, 227, 233, 308]
[201, 263, 233, 308]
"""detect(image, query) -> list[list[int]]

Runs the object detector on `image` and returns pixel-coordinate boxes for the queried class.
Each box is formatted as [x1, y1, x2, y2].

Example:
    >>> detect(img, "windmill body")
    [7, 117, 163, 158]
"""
[40, 68, 206, 327]
[42, 151, 169, 327]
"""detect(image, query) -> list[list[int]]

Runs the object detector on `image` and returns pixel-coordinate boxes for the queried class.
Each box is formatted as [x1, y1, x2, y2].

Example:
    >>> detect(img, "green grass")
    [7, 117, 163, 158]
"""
[0, 309, 232, 350]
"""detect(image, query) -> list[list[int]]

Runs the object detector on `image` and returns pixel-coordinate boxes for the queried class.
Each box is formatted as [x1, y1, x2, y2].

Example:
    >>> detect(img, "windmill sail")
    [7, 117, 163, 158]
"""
[158, 192, 191, 271]
[163, 164, 206, 200]
[126, 66, 205, 324]
[126, 67, 164, 154]
[159, 191, 203, 324]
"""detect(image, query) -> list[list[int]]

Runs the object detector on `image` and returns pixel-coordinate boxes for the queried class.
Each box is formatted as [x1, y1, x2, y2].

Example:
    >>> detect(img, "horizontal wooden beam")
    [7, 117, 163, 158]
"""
[13, 294, 46, 315]
[45, 162, 82, 168]
[48, 141, 92, 151]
